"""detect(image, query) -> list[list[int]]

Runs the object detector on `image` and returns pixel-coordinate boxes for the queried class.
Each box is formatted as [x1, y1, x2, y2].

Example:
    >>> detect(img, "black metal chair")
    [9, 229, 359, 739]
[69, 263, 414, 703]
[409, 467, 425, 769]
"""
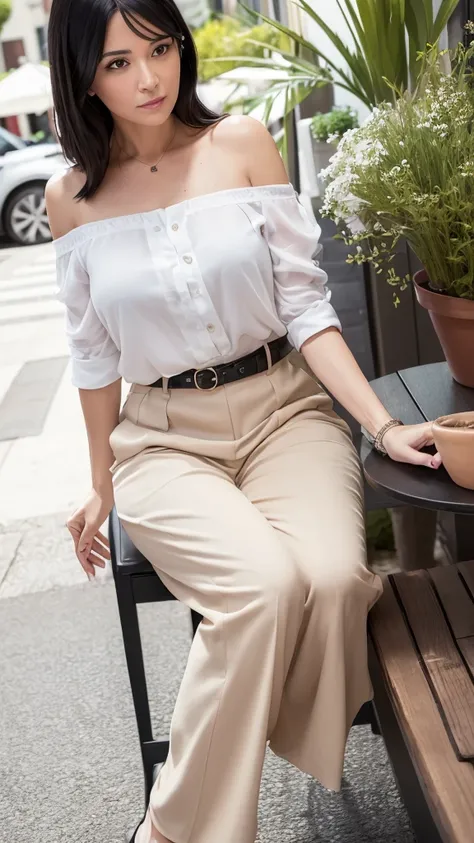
[109, 505, 379, 806]
[109, 506, 202, 805]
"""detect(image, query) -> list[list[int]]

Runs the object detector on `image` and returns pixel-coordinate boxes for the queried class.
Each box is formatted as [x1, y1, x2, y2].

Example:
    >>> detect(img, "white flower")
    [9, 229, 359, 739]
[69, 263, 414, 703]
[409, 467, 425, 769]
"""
[345, 214, 367, 235]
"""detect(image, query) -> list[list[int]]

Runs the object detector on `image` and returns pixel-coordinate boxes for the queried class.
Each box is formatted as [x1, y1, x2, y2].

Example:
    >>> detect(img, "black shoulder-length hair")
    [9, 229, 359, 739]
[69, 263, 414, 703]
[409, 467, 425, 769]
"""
[48, 0, 227, 200]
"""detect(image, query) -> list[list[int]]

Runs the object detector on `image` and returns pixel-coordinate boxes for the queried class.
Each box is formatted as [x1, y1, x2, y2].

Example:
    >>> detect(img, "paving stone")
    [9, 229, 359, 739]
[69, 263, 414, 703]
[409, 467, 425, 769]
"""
[0, 581, 415, 843]
[0, 531, 22, 587]
[0, 357, 69, 441]
[0, 511, 111, 599]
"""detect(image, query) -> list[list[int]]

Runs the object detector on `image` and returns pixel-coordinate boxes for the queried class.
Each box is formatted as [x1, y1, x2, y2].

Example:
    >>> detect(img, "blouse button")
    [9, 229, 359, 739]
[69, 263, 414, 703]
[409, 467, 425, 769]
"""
[171, 223, 179, 231]
[183, 255, 193, 264]
[207, 323, 215, 333]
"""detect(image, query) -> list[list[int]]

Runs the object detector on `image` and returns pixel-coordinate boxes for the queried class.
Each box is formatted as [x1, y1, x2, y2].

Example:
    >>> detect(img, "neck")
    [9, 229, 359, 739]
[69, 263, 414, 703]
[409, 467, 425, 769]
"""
[111, 116, 177, 164]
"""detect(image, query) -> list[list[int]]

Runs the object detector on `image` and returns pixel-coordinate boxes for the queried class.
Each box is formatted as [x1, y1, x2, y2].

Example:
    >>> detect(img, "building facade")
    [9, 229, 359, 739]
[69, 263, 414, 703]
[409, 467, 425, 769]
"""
[0, 0, 47, 72]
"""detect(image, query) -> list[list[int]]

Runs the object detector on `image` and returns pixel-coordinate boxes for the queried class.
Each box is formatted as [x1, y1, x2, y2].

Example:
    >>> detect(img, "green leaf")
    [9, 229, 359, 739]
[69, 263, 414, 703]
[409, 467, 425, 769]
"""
[431, 0, 459, 42]
[239, 1, 371, 103]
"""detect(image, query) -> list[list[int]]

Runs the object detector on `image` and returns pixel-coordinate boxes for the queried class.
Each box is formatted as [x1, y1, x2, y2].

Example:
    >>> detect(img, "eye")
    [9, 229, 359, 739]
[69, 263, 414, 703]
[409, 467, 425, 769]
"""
[153, 42, 172, 56]
[107, 58, 129, 71]
[105, 42, 172, 71]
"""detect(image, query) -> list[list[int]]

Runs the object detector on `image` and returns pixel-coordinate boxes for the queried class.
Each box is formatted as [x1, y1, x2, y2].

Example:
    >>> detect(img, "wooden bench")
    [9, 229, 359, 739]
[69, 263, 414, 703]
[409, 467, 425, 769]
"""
[369, 560, 474, 843]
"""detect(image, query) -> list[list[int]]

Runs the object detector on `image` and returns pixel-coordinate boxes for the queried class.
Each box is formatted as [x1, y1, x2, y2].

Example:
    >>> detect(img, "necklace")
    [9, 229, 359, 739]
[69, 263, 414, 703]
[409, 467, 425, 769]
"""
[117, 123, 177, 173]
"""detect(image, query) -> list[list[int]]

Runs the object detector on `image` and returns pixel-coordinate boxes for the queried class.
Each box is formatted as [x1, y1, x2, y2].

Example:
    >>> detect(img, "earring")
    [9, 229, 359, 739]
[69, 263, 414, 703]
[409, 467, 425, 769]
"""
[179, 35, 185, 54]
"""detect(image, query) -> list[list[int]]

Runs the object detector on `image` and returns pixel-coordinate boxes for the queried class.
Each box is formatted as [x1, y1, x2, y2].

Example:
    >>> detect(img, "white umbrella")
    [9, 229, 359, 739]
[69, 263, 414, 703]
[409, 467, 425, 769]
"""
[0, 63, 53, 118]
[217, 61, 293, 125]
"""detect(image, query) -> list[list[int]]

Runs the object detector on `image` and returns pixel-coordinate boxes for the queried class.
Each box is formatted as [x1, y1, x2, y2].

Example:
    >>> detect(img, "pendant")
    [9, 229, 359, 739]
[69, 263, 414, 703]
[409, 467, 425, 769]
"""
[151, 165, 158, 173]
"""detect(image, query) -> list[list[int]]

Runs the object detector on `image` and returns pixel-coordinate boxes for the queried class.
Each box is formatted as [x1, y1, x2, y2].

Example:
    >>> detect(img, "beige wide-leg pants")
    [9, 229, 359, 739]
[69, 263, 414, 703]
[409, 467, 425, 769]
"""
[109, 351, 383, 843]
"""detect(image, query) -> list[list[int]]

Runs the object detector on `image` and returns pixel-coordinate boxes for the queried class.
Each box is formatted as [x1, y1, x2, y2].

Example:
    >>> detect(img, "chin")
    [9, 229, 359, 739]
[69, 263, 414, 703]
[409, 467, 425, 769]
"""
[136, 108, 171, 124]
[136, 100, 177, 125]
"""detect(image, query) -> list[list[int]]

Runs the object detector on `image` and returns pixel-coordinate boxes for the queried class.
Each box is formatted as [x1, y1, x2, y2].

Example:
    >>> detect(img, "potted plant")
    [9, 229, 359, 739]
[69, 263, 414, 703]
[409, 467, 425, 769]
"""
[320, 41, 474, 388]
[309, 107, 358, 193]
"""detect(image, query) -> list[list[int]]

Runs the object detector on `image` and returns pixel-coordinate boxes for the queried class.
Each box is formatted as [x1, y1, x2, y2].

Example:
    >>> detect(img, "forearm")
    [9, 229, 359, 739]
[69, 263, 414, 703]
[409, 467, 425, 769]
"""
[301, 327, 392, 437]
[79, 378, 122, 492]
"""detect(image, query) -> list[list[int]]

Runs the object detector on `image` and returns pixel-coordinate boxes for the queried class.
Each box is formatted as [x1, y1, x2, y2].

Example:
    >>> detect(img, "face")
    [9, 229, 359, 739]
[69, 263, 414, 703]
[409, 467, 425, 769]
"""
[90, 12, 181, 124]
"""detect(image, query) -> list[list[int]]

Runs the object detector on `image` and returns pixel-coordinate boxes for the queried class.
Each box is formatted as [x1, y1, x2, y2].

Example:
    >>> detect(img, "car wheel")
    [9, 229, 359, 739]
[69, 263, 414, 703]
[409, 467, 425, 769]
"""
[4, 184, 52, 245]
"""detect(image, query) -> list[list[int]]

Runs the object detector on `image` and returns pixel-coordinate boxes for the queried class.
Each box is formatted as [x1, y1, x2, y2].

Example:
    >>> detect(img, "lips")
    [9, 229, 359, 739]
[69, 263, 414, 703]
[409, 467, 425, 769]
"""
[139, 96, 166, 109]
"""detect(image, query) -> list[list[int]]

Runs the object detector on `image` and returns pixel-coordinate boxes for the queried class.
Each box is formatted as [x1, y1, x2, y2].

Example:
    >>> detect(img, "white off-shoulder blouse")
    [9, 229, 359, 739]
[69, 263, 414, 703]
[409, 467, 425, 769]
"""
[53, 182, 342, 389]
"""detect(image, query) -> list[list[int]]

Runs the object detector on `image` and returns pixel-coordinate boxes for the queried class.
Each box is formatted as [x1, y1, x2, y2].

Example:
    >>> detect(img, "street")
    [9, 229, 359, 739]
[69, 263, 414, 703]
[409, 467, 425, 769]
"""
[0, 241, 111, 598]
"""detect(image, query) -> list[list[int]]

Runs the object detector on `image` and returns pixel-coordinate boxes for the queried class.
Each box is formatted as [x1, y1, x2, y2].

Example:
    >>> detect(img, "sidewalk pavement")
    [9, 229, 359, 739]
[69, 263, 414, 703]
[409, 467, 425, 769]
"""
[0, 242, 111, 599]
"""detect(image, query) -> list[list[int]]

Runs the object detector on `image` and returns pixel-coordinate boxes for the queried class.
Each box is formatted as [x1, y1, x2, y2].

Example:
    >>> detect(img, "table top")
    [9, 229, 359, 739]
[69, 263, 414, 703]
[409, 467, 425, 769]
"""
[361, 362, 474, 514]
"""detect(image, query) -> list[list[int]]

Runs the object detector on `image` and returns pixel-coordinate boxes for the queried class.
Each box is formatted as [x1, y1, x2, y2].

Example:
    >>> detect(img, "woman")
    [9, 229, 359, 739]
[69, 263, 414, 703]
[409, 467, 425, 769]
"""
[46, 1, 441, 842]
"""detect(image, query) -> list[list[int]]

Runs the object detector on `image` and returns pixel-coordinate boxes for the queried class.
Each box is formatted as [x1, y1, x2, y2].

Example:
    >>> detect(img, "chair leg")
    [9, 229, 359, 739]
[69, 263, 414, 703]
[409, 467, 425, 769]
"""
[113, 571, 160, 800]
[190, 609, 202, 637]
[352, 700, 381, 734]
[109, 511, 172, 807]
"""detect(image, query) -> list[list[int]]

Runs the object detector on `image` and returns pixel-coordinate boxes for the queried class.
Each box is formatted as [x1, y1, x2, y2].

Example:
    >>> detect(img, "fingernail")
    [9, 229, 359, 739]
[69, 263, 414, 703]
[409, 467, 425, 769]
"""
[86, 572, 94, 582]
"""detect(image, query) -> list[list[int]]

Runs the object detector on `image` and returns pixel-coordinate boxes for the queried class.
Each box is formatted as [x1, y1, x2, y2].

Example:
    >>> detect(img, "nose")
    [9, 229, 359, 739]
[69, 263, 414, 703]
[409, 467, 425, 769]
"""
[137, 60, 158, 93]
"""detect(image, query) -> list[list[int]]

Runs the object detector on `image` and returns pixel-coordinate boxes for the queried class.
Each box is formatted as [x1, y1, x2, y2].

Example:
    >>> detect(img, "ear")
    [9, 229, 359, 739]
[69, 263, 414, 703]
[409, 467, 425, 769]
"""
[88, 90, 96, 97]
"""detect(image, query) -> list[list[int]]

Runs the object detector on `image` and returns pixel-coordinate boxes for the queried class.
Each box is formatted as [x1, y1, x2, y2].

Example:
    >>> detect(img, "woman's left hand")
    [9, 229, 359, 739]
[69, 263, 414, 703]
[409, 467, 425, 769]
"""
[381, 422, 442, 469]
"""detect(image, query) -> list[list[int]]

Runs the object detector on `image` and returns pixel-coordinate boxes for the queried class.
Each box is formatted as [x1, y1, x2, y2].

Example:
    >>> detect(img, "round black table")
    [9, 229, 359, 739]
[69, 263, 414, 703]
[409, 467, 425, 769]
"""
[361, 362, 474, 515]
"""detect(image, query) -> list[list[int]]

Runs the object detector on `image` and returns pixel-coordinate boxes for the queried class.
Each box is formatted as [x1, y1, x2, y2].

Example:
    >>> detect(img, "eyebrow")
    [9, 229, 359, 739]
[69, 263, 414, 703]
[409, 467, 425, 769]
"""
[102, 35, 170, 59]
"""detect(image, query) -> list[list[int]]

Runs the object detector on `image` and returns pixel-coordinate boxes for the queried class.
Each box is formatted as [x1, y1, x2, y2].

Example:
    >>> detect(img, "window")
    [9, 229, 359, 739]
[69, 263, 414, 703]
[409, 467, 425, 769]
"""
[36, 27, 48, 62]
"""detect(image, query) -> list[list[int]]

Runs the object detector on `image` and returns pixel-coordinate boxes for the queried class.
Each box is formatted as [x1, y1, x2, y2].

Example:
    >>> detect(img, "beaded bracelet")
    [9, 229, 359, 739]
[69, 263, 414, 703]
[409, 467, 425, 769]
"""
[374, 418, 404, 455]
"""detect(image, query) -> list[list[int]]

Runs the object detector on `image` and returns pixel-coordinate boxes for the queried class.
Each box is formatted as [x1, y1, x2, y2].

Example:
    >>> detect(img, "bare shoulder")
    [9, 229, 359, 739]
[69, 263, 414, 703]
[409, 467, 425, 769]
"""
[210, 115, 289, 186]
[45, 167, 86, 239]
[209, 114, 266, 145]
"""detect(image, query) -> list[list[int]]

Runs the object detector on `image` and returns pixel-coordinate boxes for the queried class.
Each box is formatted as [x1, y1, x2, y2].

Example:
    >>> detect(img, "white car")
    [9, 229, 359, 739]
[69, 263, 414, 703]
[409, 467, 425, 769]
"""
[0, 137, 66, 245]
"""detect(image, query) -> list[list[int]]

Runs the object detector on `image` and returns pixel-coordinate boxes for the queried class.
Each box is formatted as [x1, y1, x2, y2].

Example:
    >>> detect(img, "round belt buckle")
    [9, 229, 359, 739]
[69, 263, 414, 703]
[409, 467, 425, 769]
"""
[194, 367, 218, 390]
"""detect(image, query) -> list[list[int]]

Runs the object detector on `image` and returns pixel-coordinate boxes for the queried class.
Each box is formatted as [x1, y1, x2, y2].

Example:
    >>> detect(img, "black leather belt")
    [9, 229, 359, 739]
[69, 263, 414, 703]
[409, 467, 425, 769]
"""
[150, 336, 292, 391]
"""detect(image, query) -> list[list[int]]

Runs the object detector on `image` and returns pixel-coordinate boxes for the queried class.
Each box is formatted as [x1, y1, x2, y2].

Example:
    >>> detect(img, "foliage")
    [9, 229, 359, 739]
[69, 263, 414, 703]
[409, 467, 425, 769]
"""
[30, 130, 47, 142]
[365, 509, 395, 554]
[292, 0, 460, 107]
[194, 16, 283, 82]
[0, 0, 11, 31]
[310, 106, 359, 144]
[219, 0, 460, 118]
[320, 41, 474, 302]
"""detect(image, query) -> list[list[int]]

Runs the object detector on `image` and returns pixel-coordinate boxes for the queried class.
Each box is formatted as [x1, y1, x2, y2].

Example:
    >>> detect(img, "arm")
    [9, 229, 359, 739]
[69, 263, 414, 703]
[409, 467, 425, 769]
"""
[238, 116, 441, 468]
[79, 380, 121, 494]
[46, 174, 122, 577]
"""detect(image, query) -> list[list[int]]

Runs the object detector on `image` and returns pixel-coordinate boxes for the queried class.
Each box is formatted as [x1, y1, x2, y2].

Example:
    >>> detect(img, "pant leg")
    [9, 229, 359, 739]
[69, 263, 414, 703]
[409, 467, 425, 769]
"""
[237, 413, 384, 792]
[112, 449, 307, 843]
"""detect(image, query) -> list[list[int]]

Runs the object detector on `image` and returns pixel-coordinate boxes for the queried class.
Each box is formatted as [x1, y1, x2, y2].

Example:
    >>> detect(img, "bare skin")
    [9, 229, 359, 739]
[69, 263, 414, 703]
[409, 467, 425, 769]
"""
[46, 10, 272, 238]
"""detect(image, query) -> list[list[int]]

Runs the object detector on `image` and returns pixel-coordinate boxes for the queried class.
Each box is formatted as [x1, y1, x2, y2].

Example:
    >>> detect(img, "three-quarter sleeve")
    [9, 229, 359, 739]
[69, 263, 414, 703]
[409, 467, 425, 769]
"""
[56, 247, 121, 389]
[263, 192, 342, 349]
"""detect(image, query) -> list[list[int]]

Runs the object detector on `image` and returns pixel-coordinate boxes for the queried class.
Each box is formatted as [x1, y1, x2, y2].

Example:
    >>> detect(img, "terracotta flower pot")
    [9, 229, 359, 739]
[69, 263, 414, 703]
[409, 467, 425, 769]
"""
[432, 412, 474, 490]
[414, 269, 474, 388]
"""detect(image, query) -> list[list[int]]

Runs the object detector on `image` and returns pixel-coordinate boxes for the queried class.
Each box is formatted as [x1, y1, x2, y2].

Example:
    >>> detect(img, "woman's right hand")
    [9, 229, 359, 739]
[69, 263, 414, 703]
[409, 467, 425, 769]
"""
[67, 487, 114, 580]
